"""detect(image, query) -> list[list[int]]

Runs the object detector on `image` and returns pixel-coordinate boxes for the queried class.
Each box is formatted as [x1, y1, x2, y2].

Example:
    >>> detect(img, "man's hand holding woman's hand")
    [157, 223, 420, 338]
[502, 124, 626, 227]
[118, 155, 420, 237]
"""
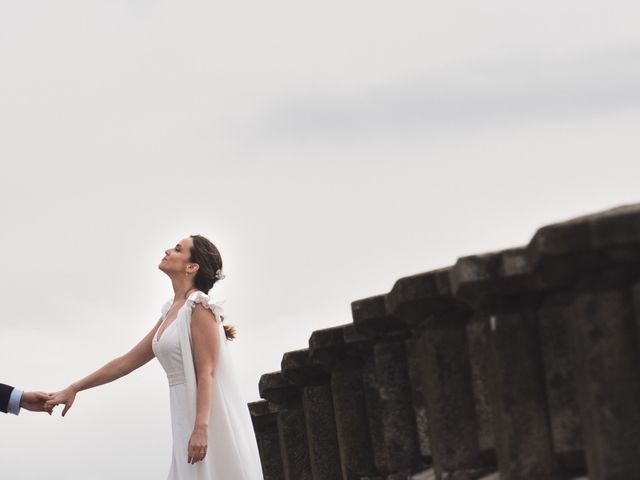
[21, 391, 54, 414]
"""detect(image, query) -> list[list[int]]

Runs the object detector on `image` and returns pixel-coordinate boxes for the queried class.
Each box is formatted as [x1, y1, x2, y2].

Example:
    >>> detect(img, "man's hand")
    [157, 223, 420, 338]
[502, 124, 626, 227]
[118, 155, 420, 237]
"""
[21, 391, 54, 414]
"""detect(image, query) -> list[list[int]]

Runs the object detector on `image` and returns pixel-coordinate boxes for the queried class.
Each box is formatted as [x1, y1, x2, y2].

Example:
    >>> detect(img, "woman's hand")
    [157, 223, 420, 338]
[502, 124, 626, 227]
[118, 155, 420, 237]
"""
[187, 425, 208, 464]
[45, 385, 78, 416]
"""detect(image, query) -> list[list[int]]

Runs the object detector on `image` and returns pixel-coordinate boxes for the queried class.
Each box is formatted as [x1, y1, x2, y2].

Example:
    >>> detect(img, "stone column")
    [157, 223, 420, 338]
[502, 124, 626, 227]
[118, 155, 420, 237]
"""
[386, 267, 492, 479]
[352, 294, 426, 479]
[259, 371, 312, 480]
[537, 293, 584, 472]
[529, 204, 640, 479]
[451, 248, 558, 480]
[572, 273, 640, 480]
[281, 348, 342, 480]
[309, 323, 380, 479]
[249, 400, 285, 480]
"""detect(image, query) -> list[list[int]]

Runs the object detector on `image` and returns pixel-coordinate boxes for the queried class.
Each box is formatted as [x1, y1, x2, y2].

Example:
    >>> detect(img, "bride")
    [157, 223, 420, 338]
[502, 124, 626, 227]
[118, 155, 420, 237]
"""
[46, 235, 264, 480]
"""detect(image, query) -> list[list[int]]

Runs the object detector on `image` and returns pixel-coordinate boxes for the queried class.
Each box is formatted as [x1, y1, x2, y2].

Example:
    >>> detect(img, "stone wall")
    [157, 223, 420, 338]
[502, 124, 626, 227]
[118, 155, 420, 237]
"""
[248, 205, 640, 480]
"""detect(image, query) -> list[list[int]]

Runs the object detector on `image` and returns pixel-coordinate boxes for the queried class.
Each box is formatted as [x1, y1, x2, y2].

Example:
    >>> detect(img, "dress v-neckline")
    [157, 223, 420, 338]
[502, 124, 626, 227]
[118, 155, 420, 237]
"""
[155, 302, 186, 343]
[155, 291, 203, 343]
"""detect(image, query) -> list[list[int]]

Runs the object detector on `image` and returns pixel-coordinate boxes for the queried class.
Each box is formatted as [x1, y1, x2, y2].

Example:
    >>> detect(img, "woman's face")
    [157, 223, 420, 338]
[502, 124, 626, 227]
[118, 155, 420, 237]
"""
[159, 237, 196, 275]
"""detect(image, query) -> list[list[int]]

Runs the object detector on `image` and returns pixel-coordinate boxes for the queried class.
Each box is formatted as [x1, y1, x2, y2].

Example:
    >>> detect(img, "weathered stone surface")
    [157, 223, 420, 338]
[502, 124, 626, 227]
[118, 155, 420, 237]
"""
[421, 325, 483, 476]
[362, 351, 389, 475]
[258, 371, 311, 480]
[589, 204, 640, 249]
[404, 335, 432, 460]
[353, 294, 409, 339]
[281, 348, 329, 386]
[259, 371, 301, 406]
[538, 293, 584, 472]
[528, 205, 640, 288]
[308, 323, 370, 369]
[375, 339, 422, 475]
[249, 400, 284, 480]
[385, 268, 456, 329]
[331, 368, 377, 479]
[249, 204, 640, 480]
[465, 314, 496, 462]
[279, 349, 341, 480]
[571, 283, 640, 479]
[450, 247, 542, 308]
[353, 294, 424, 476]
[451, 249, 559, 479]
[489, 308, 557, 479]
[387, 268, 489, 477]
[278, 407, 312, 480]
[309, 324, 378, 479]
[302, 384, 342, 480]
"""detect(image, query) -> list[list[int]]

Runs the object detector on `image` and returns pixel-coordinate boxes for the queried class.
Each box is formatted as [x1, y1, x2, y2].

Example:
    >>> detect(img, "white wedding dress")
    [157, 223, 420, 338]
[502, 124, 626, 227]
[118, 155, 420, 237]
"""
[152, 290, 264, 480]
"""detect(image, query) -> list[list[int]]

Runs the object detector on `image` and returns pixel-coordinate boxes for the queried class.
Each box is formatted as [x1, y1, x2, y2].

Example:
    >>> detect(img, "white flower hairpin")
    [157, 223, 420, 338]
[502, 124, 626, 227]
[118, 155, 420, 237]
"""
[215, 268, 226, 281]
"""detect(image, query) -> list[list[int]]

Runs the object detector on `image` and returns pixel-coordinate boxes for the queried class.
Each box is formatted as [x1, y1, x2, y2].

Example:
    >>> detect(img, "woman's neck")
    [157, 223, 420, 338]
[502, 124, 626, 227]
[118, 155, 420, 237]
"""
[170, 276, 198, 301]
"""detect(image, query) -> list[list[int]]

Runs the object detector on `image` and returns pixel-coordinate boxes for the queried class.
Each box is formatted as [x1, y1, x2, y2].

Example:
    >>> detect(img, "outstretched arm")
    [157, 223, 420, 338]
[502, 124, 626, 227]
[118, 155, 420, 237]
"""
[187, 303, 220, 464]
[46, 318, 163, 416]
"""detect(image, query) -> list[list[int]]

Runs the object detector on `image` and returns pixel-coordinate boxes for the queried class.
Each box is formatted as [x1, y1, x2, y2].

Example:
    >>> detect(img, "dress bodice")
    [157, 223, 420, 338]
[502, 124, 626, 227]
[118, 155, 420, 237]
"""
[152, 310, 184, 386]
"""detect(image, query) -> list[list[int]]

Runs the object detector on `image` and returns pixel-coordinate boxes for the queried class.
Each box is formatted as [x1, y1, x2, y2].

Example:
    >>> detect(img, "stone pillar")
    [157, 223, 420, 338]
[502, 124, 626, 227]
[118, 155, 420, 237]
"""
[451, 248, 558, 480]
[309, 323, 380, 479]
[259, 371, 312, 480]
[352, 294, 426, 478]
[571, 271, 640, 479]
[403, 335, 432, 462]
[529, 204, 640, 479]
[537, 293, 584, 472]
[386, 267, 491, 479]
[249, 400, 285, 480]
[281, 348, 342, 480]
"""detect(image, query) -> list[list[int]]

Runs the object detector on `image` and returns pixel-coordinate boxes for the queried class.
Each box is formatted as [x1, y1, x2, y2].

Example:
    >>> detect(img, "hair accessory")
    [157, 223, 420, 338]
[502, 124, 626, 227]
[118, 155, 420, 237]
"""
[215, 268, 226, 281]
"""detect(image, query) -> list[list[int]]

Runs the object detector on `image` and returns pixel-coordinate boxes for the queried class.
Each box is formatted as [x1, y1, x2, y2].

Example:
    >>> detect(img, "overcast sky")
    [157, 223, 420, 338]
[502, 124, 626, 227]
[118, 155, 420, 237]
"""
[1, 1, 640, 478]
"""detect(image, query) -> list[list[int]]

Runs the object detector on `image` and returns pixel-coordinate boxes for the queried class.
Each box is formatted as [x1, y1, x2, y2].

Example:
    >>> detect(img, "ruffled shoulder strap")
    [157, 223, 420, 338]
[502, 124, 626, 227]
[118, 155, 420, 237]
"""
[186, 291, 225, 323]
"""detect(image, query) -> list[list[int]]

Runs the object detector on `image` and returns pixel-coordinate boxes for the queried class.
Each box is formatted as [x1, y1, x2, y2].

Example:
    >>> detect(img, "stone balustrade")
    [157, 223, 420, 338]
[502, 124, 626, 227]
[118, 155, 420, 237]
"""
[248, 204, 640, 480]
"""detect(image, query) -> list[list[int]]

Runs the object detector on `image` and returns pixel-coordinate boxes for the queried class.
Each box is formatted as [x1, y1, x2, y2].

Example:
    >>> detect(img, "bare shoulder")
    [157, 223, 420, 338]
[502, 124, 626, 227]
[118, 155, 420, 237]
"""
[191, 303, 218, 325]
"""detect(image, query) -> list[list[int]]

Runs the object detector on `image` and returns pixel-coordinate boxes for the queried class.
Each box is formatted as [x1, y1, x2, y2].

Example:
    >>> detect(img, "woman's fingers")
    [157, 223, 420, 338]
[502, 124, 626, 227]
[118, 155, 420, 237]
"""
[44, 393, 63, 410]
[61, 401, 73, 417]
[187, 446, 207, 464]
[187, 427, 208, 464]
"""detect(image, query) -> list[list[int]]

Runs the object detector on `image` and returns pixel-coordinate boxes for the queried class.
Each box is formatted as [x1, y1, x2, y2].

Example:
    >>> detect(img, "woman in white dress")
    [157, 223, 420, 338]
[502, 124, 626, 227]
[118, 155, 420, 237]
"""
[46, 235, 264, 480]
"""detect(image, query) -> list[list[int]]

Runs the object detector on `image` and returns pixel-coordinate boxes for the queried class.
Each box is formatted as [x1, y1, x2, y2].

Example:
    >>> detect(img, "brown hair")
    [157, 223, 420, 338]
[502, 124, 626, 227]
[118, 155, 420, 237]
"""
[189, 234, 236, 340]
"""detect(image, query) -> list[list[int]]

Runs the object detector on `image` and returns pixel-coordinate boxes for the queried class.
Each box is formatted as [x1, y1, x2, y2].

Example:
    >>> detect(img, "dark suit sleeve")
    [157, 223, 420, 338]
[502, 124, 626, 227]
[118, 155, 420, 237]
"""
[0, 383, 15, 413]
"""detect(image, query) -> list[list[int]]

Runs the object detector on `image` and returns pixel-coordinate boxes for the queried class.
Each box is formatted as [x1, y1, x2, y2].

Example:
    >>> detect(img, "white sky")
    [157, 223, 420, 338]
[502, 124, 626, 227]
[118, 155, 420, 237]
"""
[1, 1, 639, 478]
